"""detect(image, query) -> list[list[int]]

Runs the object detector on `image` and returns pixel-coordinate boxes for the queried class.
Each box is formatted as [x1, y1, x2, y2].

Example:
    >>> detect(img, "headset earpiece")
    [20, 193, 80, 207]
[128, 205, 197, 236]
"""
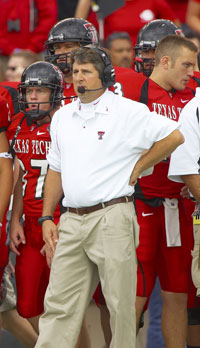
[93, 48, 116, 88]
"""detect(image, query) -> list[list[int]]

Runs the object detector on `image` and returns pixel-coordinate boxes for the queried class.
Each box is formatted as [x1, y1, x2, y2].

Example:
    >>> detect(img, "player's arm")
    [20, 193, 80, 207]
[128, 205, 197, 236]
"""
[181, 175, 200, 203]
[10, 163, 25, 255]
[129, 129, 184, 185]
[186, 0, 200, 35]
[0, 132, 13, 231]
[74, 0, 91, 19]
[41, 168, 63, 253]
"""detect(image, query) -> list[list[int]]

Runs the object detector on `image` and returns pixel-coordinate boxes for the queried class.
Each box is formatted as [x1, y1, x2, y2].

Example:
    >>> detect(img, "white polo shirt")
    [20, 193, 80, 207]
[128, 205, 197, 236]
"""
[169, 87, 200, 183]
[48, 89, 179, 208]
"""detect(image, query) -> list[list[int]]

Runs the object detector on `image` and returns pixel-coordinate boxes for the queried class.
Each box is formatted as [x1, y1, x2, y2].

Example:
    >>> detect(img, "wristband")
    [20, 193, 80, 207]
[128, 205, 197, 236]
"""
[0, 222, 2, 227]
[38, 216, 53, 226]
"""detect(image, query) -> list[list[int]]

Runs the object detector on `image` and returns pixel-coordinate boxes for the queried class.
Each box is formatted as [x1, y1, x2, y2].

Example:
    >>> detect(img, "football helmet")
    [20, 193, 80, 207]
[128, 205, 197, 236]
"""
[134, 19, 183, 76]
[18, 61, 64, 122]
[45, 18, 99, 74]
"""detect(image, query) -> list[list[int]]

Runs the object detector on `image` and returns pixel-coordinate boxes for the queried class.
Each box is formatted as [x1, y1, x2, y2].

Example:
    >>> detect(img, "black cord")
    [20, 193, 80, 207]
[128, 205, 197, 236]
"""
[8, 114, 27, 154]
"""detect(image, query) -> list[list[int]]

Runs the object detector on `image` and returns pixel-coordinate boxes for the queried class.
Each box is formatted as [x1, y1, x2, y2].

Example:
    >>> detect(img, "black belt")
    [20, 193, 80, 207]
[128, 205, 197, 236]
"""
[64, 195, 133, 216]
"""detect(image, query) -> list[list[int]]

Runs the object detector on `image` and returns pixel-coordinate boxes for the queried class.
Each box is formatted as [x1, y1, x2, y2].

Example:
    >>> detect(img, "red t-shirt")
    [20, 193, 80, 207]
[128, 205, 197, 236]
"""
[134, 78, 195, 200]
[166, 0, 188, 23]
[7, 113, 60, 216]
[88, 0, 176, 46]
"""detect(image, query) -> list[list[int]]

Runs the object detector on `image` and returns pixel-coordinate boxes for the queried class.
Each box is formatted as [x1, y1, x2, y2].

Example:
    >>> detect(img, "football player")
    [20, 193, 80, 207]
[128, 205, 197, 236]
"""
[8, 61, 64, 335]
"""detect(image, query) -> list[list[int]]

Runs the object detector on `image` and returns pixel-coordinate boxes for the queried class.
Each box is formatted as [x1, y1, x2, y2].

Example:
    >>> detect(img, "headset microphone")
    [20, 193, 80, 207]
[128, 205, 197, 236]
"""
[77, 86, 105, 94]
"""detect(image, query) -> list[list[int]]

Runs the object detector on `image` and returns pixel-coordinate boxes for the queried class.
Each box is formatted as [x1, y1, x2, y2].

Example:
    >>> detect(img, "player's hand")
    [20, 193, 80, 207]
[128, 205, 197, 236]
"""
[42, 220, 58, 254]
[180, 185, 190, 198]
[9, 220, 26, 256]
[40, 243, 54, 268]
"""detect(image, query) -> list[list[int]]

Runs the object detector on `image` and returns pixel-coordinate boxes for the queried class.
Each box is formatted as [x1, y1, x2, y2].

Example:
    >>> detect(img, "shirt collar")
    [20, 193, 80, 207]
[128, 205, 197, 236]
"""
[73, 89, 112, 117]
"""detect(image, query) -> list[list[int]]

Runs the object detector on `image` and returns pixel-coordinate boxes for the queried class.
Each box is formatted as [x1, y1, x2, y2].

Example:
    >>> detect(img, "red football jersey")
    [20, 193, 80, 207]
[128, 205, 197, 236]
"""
[113, 67, 146, 101]
[0, 95, 11, 131]
[135, 78, 195, 200]
[187, 71, 200, 90]
[63, 82, 77, 104]
[7, 113, 59, 216]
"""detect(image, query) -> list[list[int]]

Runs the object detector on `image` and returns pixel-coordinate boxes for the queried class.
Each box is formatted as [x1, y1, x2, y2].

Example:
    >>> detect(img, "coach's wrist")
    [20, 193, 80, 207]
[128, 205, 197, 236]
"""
[38, 216, 53, 226]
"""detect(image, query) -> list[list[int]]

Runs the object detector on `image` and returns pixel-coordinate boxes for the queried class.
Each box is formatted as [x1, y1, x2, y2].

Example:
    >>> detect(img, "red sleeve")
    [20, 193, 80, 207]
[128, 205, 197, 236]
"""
[26, 0, 57, 53]
[0, 84, 19, 118]
[0, 96, 11, 131]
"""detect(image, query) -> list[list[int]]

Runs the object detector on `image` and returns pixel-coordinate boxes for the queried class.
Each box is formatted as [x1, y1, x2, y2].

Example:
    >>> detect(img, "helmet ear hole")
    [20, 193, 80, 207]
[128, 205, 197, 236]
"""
[18, 61, 64, 120]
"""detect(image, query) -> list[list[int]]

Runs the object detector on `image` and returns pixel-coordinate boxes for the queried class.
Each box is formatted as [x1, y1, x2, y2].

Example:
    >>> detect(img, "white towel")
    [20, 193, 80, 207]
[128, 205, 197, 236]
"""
[163, 198, 181, 247]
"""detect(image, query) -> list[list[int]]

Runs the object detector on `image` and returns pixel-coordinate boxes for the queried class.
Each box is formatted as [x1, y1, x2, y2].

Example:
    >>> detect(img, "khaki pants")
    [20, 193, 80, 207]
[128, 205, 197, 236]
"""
[36, 202, 139, 348]
[191, 223, 200, 296]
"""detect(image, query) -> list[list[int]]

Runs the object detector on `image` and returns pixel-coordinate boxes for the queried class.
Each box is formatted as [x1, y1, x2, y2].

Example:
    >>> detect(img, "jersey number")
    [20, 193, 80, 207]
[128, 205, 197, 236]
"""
[113, 82, 124, 96]
[19, 159, 48, 199]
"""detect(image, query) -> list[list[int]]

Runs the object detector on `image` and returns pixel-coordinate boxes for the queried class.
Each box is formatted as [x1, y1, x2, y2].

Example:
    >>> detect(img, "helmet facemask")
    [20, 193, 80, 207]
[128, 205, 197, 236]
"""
[134, 41, 156, 77]
[45, 50, 72, 76]
[18, 82, 61, 123]
[18, 63, 64, 123]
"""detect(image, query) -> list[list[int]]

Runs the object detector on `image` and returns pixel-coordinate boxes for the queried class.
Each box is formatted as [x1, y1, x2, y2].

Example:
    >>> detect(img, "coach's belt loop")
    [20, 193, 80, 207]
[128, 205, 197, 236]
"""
[101, 202, 105, 208]
[125, 196, 129, 203]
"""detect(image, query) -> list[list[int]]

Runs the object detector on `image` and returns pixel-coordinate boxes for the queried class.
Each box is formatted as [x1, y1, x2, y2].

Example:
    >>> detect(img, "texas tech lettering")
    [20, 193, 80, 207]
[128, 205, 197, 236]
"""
[10, 139, 51, 155]
[152, 103, 182, 120]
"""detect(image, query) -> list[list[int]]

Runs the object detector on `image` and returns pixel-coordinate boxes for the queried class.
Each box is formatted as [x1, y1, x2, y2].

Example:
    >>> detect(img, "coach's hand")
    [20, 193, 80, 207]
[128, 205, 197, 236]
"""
[41, 243, 54, 268]
[42, 220, 58, 253]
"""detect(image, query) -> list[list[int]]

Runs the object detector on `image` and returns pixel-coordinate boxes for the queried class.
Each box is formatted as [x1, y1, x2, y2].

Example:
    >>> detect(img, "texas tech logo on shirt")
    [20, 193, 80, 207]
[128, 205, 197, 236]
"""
[97, 131, 105, 140]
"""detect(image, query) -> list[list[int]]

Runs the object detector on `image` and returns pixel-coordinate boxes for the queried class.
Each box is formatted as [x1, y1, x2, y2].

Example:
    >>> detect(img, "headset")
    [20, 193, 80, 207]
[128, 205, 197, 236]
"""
[93, 48, 116, 88]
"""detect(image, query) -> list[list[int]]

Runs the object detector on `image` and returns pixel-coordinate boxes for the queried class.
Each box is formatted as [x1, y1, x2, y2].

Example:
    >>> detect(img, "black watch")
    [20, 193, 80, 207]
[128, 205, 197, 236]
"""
[38, 216, 53, 226]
